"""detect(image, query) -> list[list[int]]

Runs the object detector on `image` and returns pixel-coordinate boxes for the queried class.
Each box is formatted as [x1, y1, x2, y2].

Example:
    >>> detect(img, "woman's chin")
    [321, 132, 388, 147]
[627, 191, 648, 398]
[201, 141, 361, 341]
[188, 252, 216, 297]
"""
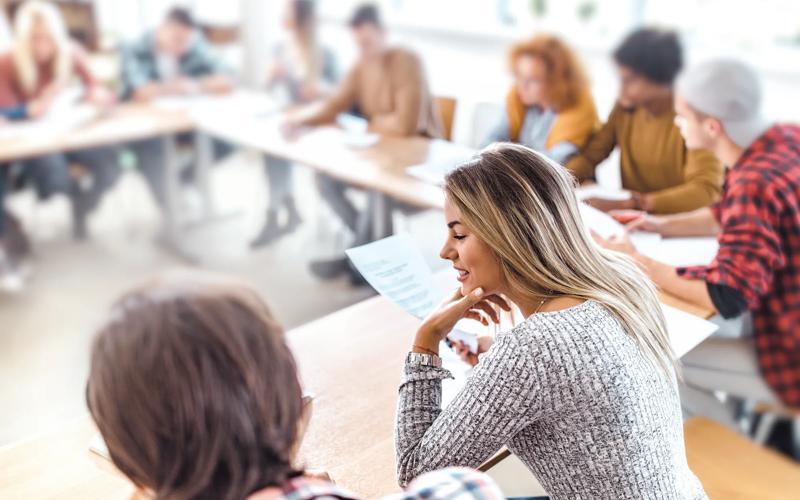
[460, 281, 478, 297]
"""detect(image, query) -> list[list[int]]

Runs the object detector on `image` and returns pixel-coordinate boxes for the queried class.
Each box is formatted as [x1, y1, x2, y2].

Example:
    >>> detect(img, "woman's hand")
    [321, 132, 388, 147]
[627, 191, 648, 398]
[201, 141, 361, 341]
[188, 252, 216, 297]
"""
[453, 335, 494, 367]
[414, 287, 510, 354]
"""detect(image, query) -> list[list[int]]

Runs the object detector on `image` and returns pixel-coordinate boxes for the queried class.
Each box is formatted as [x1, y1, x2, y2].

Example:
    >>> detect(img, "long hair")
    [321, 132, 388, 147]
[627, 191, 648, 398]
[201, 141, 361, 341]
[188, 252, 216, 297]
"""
[445, 143, 675, 373]
[86, 271, 305, 500]
[12, 1, 73, 95]
[288, 0, 322, 81]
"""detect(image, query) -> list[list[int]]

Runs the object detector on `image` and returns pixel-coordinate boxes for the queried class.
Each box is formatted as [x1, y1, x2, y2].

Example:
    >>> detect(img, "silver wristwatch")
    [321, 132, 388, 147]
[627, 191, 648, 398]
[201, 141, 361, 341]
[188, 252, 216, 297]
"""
[406, 351, 442, 368]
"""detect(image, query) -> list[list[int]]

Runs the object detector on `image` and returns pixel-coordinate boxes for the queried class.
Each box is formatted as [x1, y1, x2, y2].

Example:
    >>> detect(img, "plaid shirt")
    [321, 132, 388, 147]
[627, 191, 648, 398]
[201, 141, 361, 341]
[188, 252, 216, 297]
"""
[679, 124, 800, 407]
[247, 467, 504, 500]
[118, 30, 227, 100]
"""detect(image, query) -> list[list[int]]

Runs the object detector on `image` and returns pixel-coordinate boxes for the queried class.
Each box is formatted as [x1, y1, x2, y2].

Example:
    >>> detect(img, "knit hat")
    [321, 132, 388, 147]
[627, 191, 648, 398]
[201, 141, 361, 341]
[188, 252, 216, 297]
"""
[676, 59, 772, 148]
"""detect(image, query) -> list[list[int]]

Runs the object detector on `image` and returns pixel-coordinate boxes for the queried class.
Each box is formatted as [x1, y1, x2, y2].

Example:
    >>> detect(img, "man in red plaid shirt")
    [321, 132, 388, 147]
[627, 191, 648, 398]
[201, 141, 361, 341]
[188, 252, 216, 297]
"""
[598, 59, 800, 426]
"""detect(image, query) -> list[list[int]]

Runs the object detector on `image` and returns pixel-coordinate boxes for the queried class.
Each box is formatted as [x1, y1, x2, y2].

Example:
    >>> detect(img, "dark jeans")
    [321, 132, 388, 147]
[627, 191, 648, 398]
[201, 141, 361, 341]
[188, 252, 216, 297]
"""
[129, 134, 234, 209]
[263, 155, 293, 211]
[18, 147, 121, 210]
[315, 173, 394, 247]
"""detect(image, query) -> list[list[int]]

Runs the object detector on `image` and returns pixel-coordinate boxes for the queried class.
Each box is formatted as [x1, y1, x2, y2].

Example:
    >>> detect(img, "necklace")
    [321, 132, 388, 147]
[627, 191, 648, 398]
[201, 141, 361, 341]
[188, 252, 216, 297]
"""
[534, 294, 552, 314]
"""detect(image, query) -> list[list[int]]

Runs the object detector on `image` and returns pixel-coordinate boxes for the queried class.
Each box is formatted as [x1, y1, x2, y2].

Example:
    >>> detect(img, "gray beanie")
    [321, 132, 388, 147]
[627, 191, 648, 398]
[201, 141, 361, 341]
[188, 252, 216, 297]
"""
[676, 59, 772, 148]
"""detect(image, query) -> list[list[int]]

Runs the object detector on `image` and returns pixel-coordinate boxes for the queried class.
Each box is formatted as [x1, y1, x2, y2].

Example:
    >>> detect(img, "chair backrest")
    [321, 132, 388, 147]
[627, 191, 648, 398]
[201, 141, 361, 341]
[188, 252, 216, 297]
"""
[451, 100, 504, 149]
[434, 96, 456, 141]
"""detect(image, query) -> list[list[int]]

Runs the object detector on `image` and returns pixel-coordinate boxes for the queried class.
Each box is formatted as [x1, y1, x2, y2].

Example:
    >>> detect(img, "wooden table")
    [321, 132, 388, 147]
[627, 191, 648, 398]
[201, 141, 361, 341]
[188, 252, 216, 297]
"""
[684, 417, 800, 499]
[0, 104, 194, 163]
[0, 279, 717, 499]
[195, 114, 461, 211]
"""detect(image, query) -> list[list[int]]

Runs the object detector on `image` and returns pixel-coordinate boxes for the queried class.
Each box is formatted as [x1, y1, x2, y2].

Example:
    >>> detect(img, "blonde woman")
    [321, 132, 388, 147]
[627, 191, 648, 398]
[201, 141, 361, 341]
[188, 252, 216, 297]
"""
[395, 143, 707, 499]
[251, 0, 337, 248]
[0, 1, 118, 240]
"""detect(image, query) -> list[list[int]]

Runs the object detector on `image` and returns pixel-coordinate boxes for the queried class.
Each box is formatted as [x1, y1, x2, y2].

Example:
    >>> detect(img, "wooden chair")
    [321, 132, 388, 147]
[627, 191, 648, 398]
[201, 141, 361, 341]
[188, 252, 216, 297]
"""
[434, 96, 456, 141]
[684, 417, 800, 499]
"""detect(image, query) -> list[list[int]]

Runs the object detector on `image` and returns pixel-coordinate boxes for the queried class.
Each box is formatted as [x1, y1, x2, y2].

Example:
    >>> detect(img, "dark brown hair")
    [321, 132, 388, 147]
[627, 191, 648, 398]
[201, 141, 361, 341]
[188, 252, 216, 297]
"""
[348, 3, 382, 29]
[166, 7, 196, 29]
[293, 0, 316, 32]
[86, 272, 304, 500]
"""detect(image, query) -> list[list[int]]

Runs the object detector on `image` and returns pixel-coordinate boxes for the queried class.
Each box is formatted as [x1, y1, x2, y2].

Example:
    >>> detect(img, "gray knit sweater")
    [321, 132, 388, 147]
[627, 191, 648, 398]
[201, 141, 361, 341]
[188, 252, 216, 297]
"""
[395, 300, 707, 500]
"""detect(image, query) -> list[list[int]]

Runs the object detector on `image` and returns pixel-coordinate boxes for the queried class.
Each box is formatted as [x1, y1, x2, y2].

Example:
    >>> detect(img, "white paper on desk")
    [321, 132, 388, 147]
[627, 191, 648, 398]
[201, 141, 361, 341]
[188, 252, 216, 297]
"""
[155, 91, 281, 120]
[406, 142, 476, 186]
[342, 132, 380, 149]
[577, 185, 631, 201]
[345, 234, 478, 351]
[661, 303, 718, 357]
[641, 237, 719, 268]
[578, 203, 716, 267]
[0, 104, 97, 140]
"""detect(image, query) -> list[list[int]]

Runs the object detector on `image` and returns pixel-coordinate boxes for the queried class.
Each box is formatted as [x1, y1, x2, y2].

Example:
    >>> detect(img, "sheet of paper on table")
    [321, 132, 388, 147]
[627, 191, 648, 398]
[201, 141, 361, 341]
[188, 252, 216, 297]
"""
[406, 143, 477, 186]
[576, 184, 632, 201]
[0, 104, 97, 140]
[154, 90, 282, 121]
[578, 203, 718, 268]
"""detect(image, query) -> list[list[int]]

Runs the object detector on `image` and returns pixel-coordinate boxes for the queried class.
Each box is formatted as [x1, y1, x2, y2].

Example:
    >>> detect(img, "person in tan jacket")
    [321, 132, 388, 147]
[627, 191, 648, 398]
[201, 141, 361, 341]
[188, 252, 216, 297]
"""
[567, 28, 723, 214]
[287, 4, 441, 282]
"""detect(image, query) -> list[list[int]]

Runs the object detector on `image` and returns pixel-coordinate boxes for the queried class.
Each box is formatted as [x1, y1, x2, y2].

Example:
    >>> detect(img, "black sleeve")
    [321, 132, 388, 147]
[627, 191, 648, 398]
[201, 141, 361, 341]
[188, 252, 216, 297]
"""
[707, 282, 748, 319]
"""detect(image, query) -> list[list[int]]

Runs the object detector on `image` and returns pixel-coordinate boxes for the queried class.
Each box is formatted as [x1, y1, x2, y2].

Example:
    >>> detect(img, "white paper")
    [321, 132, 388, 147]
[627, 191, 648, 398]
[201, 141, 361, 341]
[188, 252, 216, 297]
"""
[154, 90, 281, 121]
[342, 132, 380, 149]
[345, 234, 478, 351]
[0, 104, 97, 140]
[577, 185, 631, 201]
[578, 202, 716, 267]
[662, 303, 718, 357]
[642, 237, 719, 268]
[406, 144, 476, 186]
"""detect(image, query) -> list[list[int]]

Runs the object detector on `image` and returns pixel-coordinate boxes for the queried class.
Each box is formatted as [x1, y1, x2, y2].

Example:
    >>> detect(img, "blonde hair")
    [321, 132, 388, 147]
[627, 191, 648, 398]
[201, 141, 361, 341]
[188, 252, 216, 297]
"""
[12, 1, 73, 95]
[445, 143, 676, 373]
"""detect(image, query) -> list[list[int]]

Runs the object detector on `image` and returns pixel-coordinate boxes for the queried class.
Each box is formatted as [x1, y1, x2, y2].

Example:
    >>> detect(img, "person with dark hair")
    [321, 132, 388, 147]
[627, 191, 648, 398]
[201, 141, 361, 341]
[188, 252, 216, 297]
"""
[566, 28, 723, 214]
[348, 3, 382, 28]
[285, 3, 441, 281]
[599, 59, 800, 425]
[118, 6, 235, 211]
[85, 271, 504, 500]
[250, 0, 337, 248]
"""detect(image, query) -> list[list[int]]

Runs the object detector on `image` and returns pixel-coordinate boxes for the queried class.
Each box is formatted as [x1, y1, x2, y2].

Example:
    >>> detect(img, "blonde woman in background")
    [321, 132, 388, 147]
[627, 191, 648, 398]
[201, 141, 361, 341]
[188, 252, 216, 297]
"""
[394, 143, 707, 499]
[0, 0, 119, 240]
[251, 0, 337, 248]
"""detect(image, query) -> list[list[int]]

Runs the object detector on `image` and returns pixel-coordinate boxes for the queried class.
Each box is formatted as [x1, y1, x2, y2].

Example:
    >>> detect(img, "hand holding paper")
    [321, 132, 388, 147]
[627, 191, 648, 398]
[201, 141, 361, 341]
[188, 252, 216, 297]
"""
[345, 234, 485, 351]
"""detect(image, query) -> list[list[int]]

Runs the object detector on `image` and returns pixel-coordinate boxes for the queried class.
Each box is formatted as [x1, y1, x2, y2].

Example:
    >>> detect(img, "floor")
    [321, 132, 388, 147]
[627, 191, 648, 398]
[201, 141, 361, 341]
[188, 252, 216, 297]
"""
[0, 150, 448, 446]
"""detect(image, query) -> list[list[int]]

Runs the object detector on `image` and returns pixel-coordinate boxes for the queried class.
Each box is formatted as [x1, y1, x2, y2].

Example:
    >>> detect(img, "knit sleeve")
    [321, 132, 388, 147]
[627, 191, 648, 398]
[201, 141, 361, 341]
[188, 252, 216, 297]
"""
[395, 330, 547, 487]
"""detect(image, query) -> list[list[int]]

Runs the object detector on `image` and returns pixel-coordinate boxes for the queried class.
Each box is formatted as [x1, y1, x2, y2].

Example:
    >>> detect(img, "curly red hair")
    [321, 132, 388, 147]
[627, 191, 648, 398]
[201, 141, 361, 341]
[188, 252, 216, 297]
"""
[508, 34, 588, 112]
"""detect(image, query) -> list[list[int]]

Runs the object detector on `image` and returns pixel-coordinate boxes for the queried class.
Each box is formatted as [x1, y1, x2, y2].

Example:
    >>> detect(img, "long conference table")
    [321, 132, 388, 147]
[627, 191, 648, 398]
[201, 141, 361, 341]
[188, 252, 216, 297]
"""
[0, 92, 718, 498]
[0, 274, 717, 499]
